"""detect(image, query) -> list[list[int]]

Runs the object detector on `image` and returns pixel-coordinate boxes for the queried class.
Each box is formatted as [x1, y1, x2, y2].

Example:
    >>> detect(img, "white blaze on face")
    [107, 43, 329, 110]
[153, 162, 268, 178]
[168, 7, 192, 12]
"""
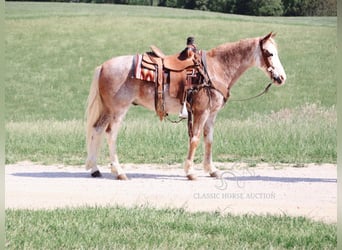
[264, 39, 287, 84]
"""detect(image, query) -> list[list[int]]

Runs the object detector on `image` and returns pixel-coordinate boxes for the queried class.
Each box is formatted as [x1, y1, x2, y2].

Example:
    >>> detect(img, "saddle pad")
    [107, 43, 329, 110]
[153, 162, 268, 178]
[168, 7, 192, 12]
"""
[133, 54, 156, 82]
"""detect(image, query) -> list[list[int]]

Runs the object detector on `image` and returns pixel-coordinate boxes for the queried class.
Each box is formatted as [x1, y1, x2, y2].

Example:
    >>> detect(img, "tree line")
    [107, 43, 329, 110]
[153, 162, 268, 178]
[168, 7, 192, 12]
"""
[93, 0, 336, 16]
[7, 0, 336, 16]
[159, 0, 336, 16]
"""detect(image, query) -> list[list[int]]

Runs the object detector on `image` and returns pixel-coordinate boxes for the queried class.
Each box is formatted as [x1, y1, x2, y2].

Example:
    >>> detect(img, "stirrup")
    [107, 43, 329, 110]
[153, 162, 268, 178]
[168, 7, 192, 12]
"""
[179, 102, 188, 119]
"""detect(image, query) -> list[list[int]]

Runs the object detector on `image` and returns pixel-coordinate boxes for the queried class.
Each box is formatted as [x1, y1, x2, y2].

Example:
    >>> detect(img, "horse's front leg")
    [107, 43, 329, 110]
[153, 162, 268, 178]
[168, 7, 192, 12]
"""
[184, 110, 209, 180]
[203, 113, 221, 178]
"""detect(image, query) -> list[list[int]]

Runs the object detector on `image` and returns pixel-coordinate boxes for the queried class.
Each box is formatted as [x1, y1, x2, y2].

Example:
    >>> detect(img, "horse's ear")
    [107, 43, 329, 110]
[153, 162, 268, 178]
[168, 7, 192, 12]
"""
[262, 32, 274, 41]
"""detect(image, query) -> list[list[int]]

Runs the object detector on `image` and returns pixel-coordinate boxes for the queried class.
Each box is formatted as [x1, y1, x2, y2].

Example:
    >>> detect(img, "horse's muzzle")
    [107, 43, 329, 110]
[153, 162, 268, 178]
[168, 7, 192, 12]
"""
[271, 70, 286, 85]
[273, 75, 283, 84]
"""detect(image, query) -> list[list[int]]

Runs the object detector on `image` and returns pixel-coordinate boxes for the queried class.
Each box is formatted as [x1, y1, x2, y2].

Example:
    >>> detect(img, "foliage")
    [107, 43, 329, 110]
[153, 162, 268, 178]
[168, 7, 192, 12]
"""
[255, 0, 284, 16]
[158, 0, 177, 7]
[158, 0, 335, 16]
[282, 0, 337, 16]
[207, 0, 236, 13]
[236, 0, 283, 16]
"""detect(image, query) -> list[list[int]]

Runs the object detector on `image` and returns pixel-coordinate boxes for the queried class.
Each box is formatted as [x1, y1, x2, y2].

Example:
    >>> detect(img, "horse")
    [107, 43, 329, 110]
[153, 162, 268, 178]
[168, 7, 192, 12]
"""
[85, 32, 286, 180]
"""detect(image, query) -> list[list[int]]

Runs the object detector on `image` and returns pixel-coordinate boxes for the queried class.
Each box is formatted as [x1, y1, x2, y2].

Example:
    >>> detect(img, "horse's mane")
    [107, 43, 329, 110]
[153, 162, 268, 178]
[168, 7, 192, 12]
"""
[207, 37, 260, 61]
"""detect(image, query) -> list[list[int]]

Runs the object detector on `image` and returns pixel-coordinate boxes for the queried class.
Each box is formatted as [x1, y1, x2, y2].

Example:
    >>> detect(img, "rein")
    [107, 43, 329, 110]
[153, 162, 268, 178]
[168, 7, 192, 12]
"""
[165, 115, 186, 123]
[229, 82, 272, 102]
[165, 82, 272, 124]
[201, 48, 273, 102]
[228, 38, 275, 102]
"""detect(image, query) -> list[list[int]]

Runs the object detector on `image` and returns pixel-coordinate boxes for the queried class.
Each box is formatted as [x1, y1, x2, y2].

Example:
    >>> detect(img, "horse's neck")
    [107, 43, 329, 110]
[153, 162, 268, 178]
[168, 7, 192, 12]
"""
[207, 38, 259, 90]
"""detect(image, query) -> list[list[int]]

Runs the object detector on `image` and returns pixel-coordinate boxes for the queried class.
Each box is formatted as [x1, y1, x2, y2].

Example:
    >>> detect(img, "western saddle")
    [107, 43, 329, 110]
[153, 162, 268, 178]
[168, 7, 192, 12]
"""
[140, 42, 209, 121]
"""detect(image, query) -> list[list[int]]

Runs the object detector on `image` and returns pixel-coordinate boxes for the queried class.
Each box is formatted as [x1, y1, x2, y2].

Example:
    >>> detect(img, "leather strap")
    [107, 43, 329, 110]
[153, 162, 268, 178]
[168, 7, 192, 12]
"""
[148, 55, 165, 120]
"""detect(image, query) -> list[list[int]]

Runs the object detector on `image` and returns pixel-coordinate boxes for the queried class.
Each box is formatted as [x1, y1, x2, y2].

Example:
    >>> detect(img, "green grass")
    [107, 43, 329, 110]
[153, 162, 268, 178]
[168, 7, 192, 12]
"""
[5, 2, 336, 165]
[6, 206, 337, 249]
[6, 104, 336, 165]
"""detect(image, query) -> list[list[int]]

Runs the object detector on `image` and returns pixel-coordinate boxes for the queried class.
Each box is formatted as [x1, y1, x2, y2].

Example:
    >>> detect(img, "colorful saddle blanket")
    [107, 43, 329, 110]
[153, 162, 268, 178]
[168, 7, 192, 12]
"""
[133, 54, 156, 83]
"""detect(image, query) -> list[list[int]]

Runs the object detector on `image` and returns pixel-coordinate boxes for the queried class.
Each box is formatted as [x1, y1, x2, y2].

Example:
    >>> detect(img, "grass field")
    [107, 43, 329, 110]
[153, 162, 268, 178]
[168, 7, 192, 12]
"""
[5, 2, 337, 249]
[6, 206, 337, 249]
[5, 104, 336, 165]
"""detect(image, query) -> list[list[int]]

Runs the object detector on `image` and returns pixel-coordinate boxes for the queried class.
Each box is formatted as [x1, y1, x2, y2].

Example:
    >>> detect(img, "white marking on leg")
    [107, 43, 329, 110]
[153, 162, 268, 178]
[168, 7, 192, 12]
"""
[110, 161, 125, 176]
[106, 119, 126, 178]
[86, 127, 104, 172]
[203, 116, 217, 174]
[184, 159, 196, 176]
[90, 165, 99, 174]
[203, 162, 219, 174]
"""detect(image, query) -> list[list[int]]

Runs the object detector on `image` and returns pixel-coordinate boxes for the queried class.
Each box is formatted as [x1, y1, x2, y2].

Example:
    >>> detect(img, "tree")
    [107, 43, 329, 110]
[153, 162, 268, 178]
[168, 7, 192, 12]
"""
[303, 0, 336, 16]
[236, 0, 283, 16]
[195, 0, 209, 10]
[255, 0, 284, 16]
[183, 0, 196, 9]
[283, 0, 336, 16]
[158, 0, 177, 7]
[235, 0, 253, 15]
[207, 0, 236, 13]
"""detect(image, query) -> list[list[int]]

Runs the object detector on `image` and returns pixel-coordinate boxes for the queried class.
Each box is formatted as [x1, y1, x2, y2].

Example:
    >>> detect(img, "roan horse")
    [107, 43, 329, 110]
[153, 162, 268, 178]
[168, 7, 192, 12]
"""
[85, 32, 286, 180]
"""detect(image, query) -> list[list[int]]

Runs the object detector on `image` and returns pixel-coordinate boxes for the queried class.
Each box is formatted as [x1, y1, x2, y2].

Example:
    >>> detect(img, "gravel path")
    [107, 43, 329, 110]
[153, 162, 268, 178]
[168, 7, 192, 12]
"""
[5, 161, 337, 223]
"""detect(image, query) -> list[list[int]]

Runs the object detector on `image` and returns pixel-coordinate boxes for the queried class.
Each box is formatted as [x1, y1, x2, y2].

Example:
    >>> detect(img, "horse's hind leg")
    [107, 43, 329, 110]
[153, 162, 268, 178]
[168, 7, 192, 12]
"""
[106, 111, 129, 180]
[86, 113, 110, 177]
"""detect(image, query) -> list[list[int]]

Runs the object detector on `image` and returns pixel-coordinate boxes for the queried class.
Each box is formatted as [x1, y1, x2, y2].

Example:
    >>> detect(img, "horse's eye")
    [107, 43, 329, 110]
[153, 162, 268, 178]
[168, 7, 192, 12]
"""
[266, 51, 273, 57]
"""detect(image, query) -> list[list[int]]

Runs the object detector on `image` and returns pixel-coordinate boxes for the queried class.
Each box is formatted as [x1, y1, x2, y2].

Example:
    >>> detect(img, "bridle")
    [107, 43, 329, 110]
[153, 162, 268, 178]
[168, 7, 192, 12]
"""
[259, 38, 282, 84]
[228, 40, 276, 102]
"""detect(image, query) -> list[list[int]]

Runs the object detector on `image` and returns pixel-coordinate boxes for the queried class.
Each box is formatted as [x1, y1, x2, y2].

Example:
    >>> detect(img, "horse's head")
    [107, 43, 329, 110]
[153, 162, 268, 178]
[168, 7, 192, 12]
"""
[259, 32, 286, 85]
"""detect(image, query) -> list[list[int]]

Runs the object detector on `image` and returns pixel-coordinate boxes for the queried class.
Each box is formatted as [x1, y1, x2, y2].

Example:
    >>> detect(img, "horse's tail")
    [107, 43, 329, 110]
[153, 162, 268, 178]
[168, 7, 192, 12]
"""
[85, 66, 103, 158]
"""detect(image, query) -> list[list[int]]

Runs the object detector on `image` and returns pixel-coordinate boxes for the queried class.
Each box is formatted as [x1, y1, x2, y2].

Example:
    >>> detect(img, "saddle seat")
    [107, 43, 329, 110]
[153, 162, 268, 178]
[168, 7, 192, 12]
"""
[149, 45, 198, 71]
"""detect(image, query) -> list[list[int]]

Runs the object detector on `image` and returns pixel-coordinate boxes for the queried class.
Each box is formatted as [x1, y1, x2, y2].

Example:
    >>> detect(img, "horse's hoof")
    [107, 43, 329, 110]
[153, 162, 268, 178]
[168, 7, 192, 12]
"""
[187, 174, 198, 181]
[210, 171, 222, 179]
[91, 170, 102, 178]
[117, 174, 129, 180]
